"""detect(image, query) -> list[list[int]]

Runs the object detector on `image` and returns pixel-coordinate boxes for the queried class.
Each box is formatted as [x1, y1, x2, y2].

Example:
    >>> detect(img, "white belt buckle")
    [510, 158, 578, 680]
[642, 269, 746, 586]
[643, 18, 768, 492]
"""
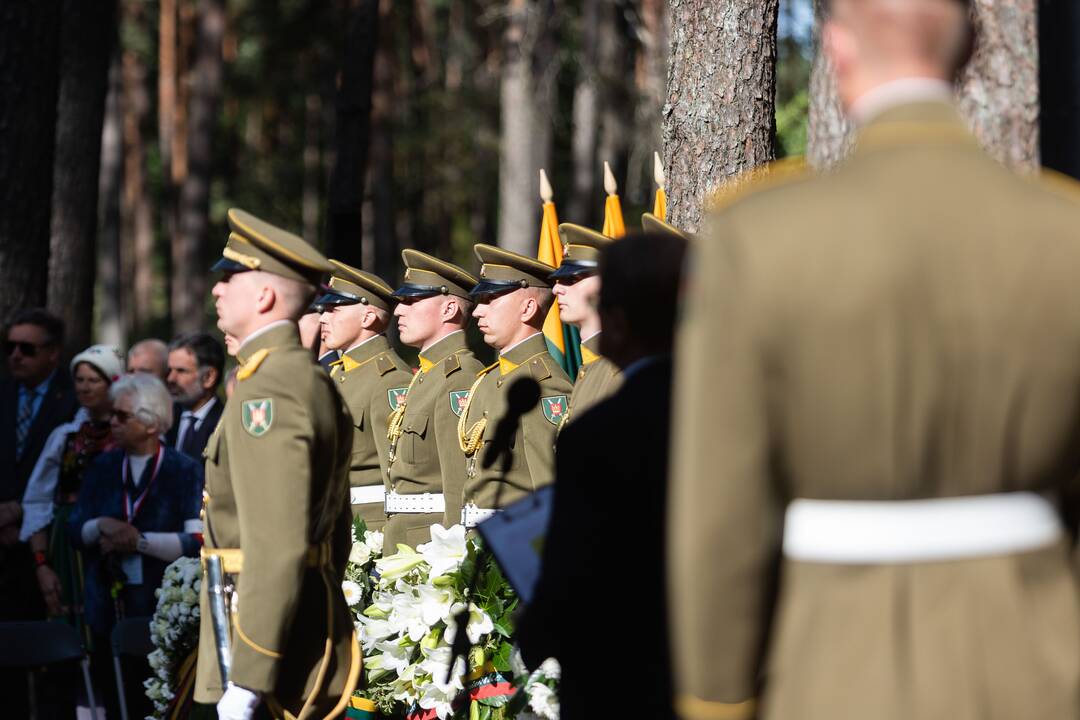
[350, 485, 387, 506]
[461, 503, 499, 529]
[384, 491, 446, 515]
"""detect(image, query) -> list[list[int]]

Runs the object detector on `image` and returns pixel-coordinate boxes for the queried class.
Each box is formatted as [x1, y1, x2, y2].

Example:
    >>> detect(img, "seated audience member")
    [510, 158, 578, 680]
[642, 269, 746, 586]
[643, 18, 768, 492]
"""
[67, 372, 203, 719]
[519, 231, 688, 720]
[126, 338, 169, 380]
[21, 345, 124, 624]
[165, 332, 225, 459]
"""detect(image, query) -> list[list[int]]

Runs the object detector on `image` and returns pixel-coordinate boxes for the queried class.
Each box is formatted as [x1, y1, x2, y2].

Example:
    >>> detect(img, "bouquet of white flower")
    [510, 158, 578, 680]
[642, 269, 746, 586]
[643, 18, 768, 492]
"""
[144, 556, 202, 719]
[344, 523, 560, 720]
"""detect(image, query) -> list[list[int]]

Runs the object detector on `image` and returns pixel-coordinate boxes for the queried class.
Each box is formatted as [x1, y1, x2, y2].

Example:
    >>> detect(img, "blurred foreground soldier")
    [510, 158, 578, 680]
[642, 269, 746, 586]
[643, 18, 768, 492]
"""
[521, 231, 686, 719]
[551, 224, 621, 424]
[457, 245, 572, 527]
[195, 209, 357, 720]
[670, 2, 1080, 720]
[317, 262, 412, 531]
[127, 338, 169, 380]
[384, 250, 483, 548]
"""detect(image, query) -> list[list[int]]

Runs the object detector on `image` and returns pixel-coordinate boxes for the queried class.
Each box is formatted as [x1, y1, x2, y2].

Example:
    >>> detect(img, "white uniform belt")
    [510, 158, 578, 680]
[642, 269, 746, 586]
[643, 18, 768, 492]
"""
[461, 504, 499, 529]
[350, 486, 387, 506]
[783, 491, 1063, 564]
[385, 491, 446, 514]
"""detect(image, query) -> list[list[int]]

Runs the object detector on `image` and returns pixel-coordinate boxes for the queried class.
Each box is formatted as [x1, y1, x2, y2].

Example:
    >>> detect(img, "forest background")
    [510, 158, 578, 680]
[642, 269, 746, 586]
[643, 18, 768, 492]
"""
[0, 0, 1077, 357]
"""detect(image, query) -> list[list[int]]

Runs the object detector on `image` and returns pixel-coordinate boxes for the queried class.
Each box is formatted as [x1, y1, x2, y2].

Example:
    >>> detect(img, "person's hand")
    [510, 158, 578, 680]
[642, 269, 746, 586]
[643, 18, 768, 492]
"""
[99, 519, 140, 554]
[36, 564, 66, 617]
[217, 682, 260, 720]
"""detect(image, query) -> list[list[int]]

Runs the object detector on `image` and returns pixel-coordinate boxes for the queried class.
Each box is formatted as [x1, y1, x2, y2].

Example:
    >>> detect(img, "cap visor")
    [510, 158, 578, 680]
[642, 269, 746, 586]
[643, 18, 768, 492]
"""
[314, 291, 358, 307]
[211, 257, 250, 274]
[392, 284, 442, 299]
[549, 262, 596, 280]
[468, 280, 522, 300]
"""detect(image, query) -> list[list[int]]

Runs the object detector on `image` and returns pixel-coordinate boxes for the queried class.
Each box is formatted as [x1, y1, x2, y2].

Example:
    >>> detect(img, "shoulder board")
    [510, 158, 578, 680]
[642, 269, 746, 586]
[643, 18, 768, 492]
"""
[477, 361, 499, 378]
[375, 354, 396, 376]
[528, 355, 552, 382]
[237, 348, 270, 382]
[704, 156, 809, 214]
[443, 353, 462, 377]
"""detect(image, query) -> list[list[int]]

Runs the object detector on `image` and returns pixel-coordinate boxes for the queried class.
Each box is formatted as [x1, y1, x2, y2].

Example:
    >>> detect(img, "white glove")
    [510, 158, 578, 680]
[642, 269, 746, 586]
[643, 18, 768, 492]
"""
[217, 682, 260, 720]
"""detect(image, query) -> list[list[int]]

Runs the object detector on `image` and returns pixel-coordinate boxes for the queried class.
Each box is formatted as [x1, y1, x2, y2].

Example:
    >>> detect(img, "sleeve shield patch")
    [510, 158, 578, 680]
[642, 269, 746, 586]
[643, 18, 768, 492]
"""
[388, 387, 409, 411]
[242, 398, 274, 437]
[449, 390, 470, 417]
[541, 395, 568, 425]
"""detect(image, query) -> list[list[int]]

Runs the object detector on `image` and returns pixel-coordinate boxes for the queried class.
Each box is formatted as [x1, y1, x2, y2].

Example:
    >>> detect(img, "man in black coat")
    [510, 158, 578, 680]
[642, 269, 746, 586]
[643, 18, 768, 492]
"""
[164, 332, 225, 460]
[518, 230, 687, 720]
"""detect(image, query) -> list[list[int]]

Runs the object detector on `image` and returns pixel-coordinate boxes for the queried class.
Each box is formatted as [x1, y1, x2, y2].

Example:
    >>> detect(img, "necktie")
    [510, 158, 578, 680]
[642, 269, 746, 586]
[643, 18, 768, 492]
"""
[176, 411, 195, 453]
[15, 387, 38, 460]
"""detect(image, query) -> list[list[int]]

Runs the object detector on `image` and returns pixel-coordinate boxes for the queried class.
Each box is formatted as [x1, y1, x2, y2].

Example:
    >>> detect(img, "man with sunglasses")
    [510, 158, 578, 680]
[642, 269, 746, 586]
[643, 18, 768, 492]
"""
[316, 261, 412, 531]
[383, 249, 484, 548]
[456, 245, 572, 529]
[551, 223, 621, 426]
[195, 209, 357, 720]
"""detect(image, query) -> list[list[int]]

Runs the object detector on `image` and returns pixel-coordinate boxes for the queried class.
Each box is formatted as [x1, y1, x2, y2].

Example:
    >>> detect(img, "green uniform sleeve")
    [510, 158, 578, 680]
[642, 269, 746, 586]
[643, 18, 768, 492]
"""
[371, 372, 409, 480]
[229, 387, 314, 691]
[521, 389, 564, 491]
[668, 213, 783, 716]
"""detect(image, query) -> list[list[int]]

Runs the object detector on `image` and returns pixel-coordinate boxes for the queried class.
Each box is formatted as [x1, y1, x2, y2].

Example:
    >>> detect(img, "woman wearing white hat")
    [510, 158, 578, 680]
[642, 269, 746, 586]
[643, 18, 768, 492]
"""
[19, 344, 124, 622]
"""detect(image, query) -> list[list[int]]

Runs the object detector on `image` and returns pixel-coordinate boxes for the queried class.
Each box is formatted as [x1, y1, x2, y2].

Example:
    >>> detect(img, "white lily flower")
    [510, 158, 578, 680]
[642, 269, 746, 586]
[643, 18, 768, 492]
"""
[418, 681, 457, 719]
[528, 682, 560, 719]
[391, 662, 420, 704]
[376, 639, 417, 677]
[418, 645, 466, 692]
[416, 582, 455, 627]
[357, 615, 396, 652]
[390, 590, 431, 642]
[341, 580, 363, 606]
[376, 545, 427, 580]
[465, 603, 494, 644]
[538, 657, 562, 681]
[417, 524, 468, 577]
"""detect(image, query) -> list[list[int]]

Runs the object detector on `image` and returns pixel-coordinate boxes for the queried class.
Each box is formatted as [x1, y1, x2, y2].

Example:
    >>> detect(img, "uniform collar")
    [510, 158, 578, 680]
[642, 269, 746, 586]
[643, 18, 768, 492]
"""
[498, 332, 546, 375]
[581, 332, 603, 365]
[418, 330, 468, 373]
[237, 320, 298, 363]
[342, 333, 391, 366]
[850, 78, 954, 127]
[854, 98, 975, 158]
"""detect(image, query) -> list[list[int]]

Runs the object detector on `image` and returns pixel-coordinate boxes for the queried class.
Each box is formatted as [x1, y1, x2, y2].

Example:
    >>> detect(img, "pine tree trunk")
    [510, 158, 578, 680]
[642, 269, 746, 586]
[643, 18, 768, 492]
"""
[0, 2, 62, 321]
[327, 0, 380, 269]
[369, 0, 397, 278]
[97, 54, 125, 349]
[662, 0, 779, 233]
[48, 0, 117, 356]
[566, 0, 600, 228]
[596, 0, 632, 211]
[302, 92, 322, 246]
[173, 0, 224, 334]
[807, 0, 1039, 171]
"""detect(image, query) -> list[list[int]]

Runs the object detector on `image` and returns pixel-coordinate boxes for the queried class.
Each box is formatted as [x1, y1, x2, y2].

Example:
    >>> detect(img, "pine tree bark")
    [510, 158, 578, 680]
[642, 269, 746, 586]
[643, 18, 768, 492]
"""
[327, 0, 380, 269]
[173, 0, 224, 334]
[368, 0, 397, 279]
[566, 0, 600, 228]
[0, 2, 62, 321]
[662, 0, 779, 233]
[47, 0, 118, 355]
[808, 0, 1039, 172]
[97, 55, 125, 349]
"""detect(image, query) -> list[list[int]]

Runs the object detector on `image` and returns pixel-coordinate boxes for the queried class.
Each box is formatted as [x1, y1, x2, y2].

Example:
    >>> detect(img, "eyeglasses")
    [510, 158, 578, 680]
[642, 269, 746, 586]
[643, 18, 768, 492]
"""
[4, 340, 44, 358]
[111, 409, 136, 424]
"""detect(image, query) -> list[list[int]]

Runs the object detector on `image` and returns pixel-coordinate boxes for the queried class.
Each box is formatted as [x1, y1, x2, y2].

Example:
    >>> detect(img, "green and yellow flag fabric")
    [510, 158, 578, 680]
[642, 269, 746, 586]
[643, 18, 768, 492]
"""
[537, 169, 583, 379]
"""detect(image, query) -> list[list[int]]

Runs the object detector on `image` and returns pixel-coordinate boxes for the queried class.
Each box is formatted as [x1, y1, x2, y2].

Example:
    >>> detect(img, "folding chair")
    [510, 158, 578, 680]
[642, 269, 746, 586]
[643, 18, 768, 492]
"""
[0, 620, 100, 720]
[110, 616, 154, 720]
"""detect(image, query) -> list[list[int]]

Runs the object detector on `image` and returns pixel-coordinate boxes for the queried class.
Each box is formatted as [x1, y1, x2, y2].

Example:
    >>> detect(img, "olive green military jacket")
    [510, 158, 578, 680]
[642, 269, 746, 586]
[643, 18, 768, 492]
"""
[330, 334, 412, 529]
[195, 322, 359, 718]
[564, 333, 622, 425]
[384, 331, 484, 548]
[670, 101, 1080, 720]
[460, 333, 572, 512]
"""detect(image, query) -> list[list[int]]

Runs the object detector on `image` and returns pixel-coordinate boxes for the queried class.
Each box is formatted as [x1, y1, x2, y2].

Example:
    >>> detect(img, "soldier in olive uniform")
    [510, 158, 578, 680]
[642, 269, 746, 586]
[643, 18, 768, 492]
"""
[670, 2, 1080, 719]
[457, 245, 573, 528]
[384, 250, 485, 549]
[316, 262, 413, 531]
[551, 223, 621, 424]
[195, 209, 358, 720]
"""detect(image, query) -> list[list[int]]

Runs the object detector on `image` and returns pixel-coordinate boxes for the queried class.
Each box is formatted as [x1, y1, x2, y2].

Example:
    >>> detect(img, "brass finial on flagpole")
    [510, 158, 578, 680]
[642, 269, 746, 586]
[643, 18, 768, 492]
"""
[603, 161, 618, 196]
[654, 151, 665, 189]
[539, 168, 554, 204]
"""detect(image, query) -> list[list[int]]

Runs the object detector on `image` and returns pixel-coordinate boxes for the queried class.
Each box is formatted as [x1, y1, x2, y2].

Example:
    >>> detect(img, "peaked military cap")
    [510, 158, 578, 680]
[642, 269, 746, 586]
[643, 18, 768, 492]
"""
[641, 212, 691, 242]
[551, 223, 614, 280]
[316, 259, 396, 311]
[393, 249, 478, 300]
[470, 244, 556, 300]
[212, 208, 333, 285]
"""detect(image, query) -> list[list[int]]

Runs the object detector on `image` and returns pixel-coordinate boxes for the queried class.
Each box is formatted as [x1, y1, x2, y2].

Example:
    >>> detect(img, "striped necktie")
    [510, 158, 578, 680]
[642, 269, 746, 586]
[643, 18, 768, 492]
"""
[15, 387, 39, 460]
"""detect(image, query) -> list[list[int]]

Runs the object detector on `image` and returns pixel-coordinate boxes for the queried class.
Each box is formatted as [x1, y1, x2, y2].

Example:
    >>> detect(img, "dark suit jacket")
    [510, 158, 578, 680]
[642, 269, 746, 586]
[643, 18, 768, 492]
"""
[67, 446, 203, 635]
[163, 396, 224, 461]
[518, 355, 674, 720]
[0, 371, 78, 502]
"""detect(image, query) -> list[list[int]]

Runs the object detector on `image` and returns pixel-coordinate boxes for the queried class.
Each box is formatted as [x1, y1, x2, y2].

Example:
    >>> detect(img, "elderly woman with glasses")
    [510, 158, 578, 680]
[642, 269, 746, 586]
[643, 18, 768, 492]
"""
[67, 372, 203, 718]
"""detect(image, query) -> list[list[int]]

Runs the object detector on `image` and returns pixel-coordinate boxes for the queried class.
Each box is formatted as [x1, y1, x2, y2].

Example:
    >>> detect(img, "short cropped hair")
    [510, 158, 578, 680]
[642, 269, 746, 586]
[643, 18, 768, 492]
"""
[6, 308, 64, 347]
[169, 332, 225, 388]
[110, 373, 174, 434]
[598, 232, 688, 351]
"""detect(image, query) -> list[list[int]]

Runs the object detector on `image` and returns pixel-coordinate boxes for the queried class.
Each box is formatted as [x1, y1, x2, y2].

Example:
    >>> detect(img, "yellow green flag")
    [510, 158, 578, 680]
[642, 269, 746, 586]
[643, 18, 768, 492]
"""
[537, 170, 582, 378]
[602, 161, 626, 238]
[653, 151, 667, 221]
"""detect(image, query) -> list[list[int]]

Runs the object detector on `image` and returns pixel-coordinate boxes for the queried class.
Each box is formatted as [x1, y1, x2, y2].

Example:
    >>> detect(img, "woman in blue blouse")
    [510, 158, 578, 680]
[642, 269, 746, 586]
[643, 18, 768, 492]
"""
[68, 372, 203, 718]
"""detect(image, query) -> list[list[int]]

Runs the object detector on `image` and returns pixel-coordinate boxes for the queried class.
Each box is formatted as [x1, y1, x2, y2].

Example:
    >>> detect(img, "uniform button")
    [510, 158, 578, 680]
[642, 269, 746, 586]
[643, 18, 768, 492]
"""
[407, 425, 413, 431]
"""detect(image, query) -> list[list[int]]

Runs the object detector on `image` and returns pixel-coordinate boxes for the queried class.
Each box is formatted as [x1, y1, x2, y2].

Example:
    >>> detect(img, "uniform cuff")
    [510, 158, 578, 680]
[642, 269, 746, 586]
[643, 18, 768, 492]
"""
[676, 695, 757, 720]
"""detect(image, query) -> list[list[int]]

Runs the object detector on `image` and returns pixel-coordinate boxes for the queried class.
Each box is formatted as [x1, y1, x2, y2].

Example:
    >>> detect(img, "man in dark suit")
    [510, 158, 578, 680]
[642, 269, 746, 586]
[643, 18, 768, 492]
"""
[164, 332, 225, 460]
[518, 231, 687, 720]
